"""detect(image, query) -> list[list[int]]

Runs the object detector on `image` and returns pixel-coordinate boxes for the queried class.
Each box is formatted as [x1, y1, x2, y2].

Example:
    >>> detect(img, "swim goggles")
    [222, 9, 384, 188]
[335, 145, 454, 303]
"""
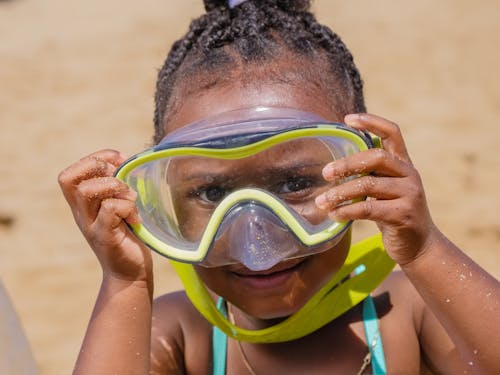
[116, 107, 395, 342]
[115, 107, 382, 271]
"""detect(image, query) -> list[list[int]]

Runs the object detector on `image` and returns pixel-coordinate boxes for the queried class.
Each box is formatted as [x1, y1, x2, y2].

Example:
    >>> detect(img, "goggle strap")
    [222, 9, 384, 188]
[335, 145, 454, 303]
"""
[170, 233, 395, 343]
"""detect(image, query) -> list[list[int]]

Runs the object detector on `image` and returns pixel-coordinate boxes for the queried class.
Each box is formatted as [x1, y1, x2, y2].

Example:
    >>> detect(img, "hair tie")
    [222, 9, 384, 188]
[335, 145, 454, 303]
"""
[228, 0, 248, 9]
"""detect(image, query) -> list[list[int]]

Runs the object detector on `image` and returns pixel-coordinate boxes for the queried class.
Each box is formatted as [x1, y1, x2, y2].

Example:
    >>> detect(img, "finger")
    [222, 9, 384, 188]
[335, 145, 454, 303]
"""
[315, 175, 405, 210]
[93, 198, 141, 232]
[322, 148, 413, 182]
[59, 156, 115, 190]
[75, 177, 137, 224]
[327, 198, 409, 224]
[86, 149, 129, 168]
[344, 113, 411, 163]
[58, 150, 128, 205]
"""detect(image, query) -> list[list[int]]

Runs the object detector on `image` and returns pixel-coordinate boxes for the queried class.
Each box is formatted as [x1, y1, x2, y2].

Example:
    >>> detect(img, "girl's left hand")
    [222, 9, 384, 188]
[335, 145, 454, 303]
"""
[315, 113, 438, 265]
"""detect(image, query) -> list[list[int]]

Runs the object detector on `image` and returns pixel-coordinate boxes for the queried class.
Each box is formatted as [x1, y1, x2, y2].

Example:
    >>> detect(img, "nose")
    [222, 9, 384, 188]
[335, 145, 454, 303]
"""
[225, 203, 301, 271]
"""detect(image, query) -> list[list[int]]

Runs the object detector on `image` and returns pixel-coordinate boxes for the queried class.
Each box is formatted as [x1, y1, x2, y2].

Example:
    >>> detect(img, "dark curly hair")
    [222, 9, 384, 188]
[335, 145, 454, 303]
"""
[153, 0, 365, 143]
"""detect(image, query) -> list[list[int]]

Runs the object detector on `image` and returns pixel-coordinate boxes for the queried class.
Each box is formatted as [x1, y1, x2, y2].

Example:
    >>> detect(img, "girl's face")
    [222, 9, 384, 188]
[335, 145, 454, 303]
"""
[164, 72, 350, 321]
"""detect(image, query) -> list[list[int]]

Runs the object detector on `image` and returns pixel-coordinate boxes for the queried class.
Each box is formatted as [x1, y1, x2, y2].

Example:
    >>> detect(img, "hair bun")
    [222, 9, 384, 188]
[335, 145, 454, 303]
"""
[272, 0, 311, 12]
[203, 0, 227, 12]
[203, 0, 311, 13]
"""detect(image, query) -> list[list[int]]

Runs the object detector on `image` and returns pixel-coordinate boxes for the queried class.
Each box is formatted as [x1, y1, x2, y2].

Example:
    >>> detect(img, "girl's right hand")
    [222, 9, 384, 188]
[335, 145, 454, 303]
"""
[58, 149, 153, 285]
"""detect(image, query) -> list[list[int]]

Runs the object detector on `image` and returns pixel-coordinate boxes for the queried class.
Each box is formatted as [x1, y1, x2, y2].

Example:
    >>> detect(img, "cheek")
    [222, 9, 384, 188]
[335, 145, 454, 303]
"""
[304, 234, 350, 293]
[192, 232, 351, 320]
[193, 266, 229, 296]
[173, 194, 211, 241]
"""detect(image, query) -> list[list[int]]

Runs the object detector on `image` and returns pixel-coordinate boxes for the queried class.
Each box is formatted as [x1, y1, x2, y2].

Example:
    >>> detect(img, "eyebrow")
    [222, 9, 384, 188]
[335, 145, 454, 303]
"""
[175, 160, 325, 183]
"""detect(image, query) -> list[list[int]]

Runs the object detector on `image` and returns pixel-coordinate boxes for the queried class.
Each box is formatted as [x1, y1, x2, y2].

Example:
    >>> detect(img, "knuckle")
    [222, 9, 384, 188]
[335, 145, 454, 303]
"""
[89, 149, 117, 159]
[360, 175, 376, 194]
[409, 184, 424, 201]
[372, 148, 388, 161]
[361, 199, 374, 217]
[101, 148, 120, 156]
[387, 120, 401, 133]
[100, 198, 116, 212]
[405, 175, 425, 201]
[334, 158, 350, 177]
[57, 168, 70, 186]
[325, 189, 344, 206]
[397, 201, 416, 226]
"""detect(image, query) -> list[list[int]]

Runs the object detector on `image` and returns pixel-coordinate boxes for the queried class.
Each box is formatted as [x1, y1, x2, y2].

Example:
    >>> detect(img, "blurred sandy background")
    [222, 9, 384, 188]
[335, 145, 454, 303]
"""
[1, 0, 499, 373]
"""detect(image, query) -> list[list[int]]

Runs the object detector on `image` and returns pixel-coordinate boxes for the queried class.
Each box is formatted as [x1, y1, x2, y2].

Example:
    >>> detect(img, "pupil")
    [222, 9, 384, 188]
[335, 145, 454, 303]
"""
[287, 177, 309, 191]
[206, 187, 225, 202]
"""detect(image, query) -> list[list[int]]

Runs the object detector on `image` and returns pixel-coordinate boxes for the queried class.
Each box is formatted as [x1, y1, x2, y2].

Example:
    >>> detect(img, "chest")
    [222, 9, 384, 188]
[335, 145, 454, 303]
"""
[184, 298, 421, 375]
[217, 319, 420, 375]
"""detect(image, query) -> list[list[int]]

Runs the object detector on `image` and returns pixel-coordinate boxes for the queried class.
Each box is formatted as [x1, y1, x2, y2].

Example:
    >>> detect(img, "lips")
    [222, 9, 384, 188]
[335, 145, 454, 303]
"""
[229, 257, 307, 288]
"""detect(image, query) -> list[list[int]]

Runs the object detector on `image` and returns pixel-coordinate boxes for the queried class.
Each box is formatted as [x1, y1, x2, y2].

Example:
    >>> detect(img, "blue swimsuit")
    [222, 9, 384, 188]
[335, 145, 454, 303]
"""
[212, 296, 387, 375]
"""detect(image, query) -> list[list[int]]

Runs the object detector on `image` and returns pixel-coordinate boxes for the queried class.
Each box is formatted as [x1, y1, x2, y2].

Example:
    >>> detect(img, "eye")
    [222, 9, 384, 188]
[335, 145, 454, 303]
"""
[282, 177, 312, 193]
[277, 176, 316, 198]
[195, 186, 228, 204]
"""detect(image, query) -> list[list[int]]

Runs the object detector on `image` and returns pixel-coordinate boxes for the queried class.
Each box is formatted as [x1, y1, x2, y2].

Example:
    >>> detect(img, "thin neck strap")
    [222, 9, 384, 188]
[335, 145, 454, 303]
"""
[212, 298, 228, 375]
[362, 295, 387, 374]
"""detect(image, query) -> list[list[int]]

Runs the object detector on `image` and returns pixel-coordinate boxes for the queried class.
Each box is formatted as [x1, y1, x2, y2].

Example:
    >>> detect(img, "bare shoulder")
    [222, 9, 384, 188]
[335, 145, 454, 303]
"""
[151, 291, 212, 375]
[374, 271, 469, 374]
[152, 290, 208, 329]
[373, 270, 427, 322]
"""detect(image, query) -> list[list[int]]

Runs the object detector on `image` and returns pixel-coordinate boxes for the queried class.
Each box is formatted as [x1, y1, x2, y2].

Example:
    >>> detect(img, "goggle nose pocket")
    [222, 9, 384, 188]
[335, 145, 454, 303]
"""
[214, 203, 302, 271]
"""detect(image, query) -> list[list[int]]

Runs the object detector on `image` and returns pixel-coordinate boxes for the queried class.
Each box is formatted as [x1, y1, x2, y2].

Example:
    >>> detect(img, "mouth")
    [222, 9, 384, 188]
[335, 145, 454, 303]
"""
[229, 257, 308, 288]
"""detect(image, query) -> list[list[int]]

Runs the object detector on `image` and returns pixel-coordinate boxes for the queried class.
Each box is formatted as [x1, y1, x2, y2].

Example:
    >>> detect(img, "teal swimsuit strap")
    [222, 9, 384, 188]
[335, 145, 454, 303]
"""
[362, 295, 387, 374]
[212, 296, 387, 375]
[212, 298, 228, 375]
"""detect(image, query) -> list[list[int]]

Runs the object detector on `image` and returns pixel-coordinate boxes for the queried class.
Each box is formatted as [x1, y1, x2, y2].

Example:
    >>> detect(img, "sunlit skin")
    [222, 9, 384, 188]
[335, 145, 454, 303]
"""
[165, 137, 345, 319]
[163, 83, 354, 321]
[58, 58, 500, 374]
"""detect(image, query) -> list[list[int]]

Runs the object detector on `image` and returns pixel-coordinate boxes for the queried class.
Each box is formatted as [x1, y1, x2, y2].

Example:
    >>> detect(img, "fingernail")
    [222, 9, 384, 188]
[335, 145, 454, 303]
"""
[322, 164, 335, 179]
[120, 189, 137, 201]
[344, 113, 360, 125]
[126, 213, 141, 225]
[315, 194, 327, 209]
[118, 152, 129, 161]
[129, 189, 138, 200]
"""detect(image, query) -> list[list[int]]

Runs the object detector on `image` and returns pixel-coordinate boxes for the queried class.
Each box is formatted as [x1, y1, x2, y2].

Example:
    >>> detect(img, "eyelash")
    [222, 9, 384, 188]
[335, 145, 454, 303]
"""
[274, 176, 318, 199]
[189, 175, 320, 205]
[190, 185, 230, 204]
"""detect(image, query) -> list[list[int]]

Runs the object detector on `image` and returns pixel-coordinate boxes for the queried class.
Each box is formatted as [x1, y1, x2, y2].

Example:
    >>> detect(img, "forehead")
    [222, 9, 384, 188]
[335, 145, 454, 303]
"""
[164, 63, 344, 135]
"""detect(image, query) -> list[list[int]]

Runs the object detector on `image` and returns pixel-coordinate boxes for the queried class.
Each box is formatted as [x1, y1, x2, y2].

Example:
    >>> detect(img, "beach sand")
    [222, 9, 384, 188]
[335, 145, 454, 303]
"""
[1, 0, 499, 373]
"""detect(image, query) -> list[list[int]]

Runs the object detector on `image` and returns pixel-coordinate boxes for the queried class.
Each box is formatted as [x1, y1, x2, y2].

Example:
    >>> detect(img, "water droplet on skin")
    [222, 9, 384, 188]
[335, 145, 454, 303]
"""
[468, 361, 474, 366]
[473, 349, 478, 355]
[459, 274, 466, 280]
[446, 298, 451, 303]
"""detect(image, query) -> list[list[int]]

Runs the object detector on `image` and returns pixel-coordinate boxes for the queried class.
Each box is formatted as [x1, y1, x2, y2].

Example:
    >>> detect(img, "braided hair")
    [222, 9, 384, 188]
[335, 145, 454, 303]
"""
[153, 0, 365, 143]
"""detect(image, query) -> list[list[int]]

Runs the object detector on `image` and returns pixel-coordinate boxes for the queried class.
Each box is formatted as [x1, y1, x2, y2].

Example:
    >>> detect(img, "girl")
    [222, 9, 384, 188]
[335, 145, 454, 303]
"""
[59, 1, 499, 373]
